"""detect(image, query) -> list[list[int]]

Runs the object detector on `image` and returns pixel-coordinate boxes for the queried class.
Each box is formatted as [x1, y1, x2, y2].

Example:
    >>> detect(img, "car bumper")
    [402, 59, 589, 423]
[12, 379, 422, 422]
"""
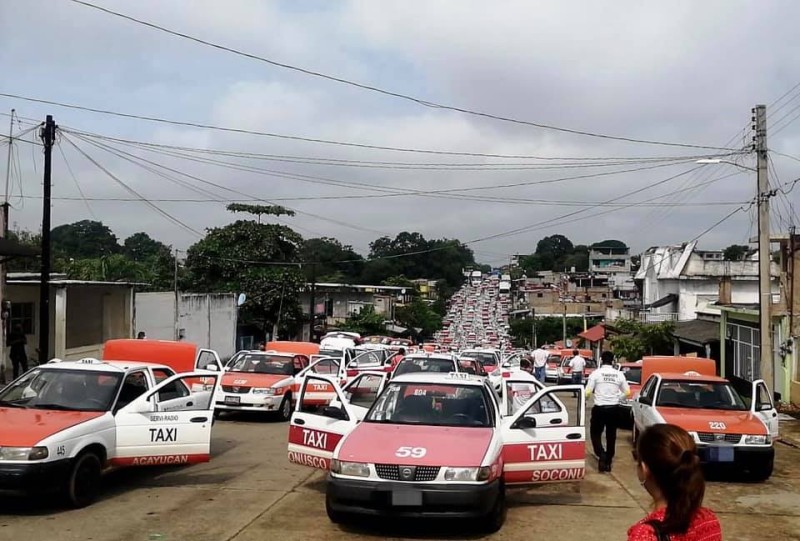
[697, 444, 774, 467]
[215, 395, 283, 411]
[0, 459, 72, 493]
[327, 476, 500, 518]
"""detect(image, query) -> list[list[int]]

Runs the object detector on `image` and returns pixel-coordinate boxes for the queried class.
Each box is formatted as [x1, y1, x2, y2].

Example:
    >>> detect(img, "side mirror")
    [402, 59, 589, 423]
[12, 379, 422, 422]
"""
[513, 416, 537, 429]
[350, 361, 359, 369]
[758, 402, 773, 411]
[129, 400, 155, 414]
[321, 405, 348, 421]
[502, 362, 510, 368]
[224, 366, 231, 372]
[205, 363, 219, 372]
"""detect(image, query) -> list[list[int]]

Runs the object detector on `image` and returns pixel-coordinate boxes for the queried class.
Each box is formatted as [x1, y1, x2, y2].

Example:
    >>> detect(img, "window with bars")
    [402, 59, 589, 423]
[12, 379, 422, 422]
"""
[10, 302, 34, 335]
[727, 323, 760, 381]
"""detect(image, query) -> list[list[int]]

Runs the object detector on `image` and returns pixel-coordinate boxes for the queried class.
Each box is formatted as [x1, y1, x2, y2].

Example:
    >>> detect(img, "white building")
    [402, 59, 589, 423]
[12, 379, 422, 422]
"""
[634, 241, 777, 321]
[135, 292, 237, 360]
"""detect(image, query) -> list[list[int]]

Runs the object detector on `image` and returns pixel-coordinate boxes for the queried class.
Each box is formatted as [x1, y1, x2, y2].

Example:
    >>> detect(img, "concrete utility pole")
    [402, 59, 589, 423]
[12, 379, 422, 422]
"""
[39, 115, 56, 363]
[755, 104, 773, 390]
[174, 248, 180, 340]
[0, 109, 13, 383]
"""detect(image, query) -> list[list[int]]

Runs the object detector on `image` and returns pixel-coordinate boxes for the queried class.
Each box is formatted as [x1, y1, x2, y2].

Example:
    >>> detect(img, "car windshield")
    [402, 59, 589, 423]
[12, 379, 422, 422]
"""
[230, 354, 294, 375]
[622, 367, 642, 384]
[462, 352, 497, 367]
[0, 368, 123, 412]
[394, 357, 455, 376]
[656, 380, 747, 410]
[319, 349, 342, 358]
[365, 382, 492, 427]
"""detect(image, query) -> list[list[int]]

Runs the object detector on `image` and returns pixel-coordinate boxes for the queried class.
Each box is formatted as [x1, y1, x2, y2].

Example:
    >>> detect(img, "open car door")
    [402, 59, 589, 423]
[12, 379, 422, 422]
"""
[752, 379, 779, 439]
[500, 384, 586, 485]
[293, 357, 346, 406]
[196, 348, 222, 371]
[500, 376, 565, 425]
[114, 372, 220, 467]
[346, 349, 394, 377]
[341, 371, 388, 420]
[287, 374, 358, 470]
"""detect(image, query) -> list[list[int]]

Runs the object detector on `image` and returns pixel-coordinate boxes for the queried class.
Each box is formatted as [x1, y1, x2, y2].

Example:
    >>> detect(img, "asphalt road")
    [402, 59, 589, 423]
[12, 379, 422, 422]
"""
[1, 412, 799, 541]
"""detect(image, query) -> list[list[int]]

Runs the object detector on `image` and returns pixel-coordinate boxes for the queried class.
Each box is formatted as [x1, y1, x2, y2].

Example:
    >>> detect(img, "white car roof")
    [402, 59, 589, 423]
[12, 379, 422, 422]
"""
[390, 372, 487, 387]
[42, 359, 173, 373]
[404, 353, 457, 361]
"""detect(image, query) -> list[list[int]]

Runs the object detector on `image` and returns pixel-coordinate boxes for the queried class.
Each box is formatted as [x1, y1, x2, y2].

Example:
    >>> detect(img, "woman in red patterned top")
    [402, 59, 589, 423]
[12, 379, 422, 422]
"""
[628, 424, 722, 541]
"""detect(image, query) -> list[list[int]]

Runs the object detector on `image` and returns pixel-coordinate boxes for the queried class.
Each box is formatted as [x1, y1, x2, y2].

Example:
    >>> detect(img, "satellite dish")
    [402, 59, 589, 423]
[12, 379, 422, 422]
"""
[237, 293, 247, 306]
[400, 289, 406, 295]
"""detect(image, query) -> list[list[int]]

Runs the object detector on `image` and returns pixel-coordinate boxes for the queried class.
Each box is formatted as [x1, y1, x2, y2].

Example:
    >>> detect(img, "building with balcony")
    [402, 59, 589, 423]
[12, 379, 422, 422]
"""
[589, 246, 632, 274]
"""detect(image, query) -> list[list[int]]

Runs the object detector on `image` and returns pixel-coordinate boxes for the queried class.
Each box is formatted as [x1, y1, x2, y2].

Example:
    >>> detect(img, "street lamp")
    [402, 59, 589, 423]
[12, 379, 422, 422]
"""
[697, 149, 772, 389]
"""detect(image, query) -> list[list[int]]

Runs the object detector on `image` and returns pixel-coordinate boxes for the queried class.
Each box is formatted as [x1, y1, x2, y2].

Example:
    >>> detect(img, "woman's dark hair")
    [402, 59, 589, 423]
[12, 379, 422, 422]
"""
[636, 424, 705, 534]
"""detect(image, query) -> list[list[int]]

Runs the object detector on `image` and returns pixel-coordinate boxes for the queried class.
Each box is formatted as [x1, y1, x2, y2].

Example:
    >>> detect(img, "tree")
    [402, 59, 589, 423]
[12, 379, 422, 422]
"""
[723, 244, 750, 261]
[591, 240, 628, 250]
[395, 297, 442, 339]
[510, 316, 598, 347]
[6, 228, 41, 272]
[608, 319, 674, 361]
[183, 211, 305, 336]
[226, 203, 295, 223]
[123, 232, 171, 262]
[341, 305, 387, 336]
[300, 237, 363, 282]
[51, 220, 120, 260]
[562, 244, 590, 272]
[535, 234, 574, 271]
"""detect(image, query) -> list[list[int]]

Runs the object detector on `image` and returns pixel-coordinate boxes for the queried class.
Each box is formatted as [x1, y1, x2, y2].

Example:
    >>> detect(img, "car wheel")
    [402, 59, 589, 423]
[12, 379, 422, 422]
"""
[64, 451, 102, 508]
[748, 459, 774, 482]
[632, 424, 639, 445]
[482, 484, 506, 533]
[277, 394, 292, 422]
[325, 491, 348, 524]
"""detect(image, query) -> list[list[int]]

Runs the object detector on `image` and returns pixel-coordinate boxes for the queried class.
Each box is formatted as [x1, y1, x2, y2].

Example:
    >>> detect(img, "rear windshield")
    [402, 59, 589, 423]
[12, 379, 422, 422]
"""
[461, 352, 497, 366]
[230, 354, 294, 375]
[394, 357, 455, 376]
[622, 366, 642, 384]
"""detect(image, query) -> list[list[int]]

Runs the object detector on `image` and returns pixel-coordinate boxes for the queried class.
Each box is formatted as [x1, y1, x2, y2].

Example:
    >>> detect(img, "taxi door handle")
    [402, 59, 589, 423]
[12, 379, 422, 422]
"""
[190, 416, 208, 423]
[566, 433, 581, 440]
[550, 418, 563, 424]
[294, 418, 306, 425]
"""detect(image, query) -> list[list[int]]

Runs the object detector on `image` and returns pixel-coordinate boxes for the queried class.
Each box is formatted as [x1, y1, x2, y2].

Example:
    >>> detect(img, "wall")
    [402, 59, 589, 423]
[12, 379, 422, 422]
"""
[135, 292, 237, 359]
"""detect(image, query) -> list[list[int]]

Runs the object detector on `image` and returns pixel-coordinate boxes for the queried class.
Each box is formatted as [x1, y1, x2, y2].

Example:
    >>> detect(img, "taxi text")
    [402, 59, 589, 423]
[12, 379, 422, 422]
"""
[527, 443, 563, 461]
[532, 467, 585, 482]
[302, 428, 328, 449]
[288, 451, 328, 469]
[131, 455, 190, 466]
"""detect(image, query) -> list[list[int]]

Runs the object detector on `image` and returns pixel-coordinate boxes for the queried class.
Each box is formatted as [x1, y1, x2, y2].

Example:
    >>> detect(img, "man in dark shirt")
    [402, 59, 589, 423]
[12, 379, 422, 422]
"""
[8, 324, 28, 379]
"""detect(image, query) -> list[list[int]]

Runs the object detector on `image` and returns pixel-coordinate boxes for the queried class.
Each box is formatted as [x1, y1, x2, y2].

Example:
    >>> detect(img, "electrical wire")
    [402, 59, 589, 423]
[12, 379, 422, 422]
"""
[56, 141, 97, 219]
[67, 0, 737, 152]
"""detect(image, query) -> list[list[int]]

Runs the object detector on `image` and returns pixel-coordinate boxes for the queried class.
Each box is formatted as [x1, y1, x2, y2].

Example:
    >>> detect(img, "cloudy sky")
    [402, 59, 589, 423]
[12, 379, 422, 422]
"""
[1, 0, 799, 265]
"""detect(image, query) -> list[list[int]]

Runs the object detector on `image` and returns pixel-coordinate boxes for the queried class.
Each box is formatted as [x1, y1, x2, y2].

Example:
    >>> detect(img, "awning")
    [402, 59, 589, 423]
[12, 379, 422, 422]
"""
[672, 319, 720, 346]
[646, 293, 678, 309]
[384, 323, 408, 334]
[578, 324, 605, 343]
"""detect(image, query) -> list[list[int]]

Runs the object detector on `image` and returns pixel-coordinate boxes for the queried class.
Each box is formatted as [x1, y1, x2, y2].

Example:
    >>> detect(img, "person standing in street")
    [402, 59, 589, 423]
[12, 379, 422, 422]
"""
[585, 350, 630, 472]
[8, 324, 28, 380]
[531, 346, 548, 383]
[628, 424, 721, 541]
[567, 349, 586, 384]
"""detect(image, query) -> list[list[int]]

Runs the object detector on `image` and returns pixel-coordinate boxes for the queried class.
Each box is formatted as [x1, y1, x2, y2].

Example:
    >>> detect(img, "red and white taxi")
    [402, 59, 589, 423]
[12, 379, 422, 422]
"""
[0, 358, 219, 507]
[287, 371, 585, 531]
[632, 357, 778, 481]
[216, 351, 309, 421]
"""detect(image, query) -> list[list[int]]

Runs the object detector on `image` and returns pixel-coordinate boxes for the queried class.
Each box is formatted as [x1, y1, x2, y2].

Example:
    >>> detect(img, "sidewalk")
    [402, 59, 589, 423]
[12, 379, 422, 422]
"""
[778, 414, 800, 448]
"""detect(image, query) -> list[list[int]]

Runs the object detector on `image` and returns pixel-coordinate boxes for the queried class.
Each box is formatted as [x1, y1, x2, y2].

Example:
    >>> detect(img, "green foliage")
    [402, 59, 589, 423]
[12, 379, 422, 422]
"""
[609, 319, 675, 361]
[6, 229, 41, 272]
[51, 220, 120, 260]
[183, 218, 305, 333]
[723, 244, 750, 261]
[395, 297, 442, 339]
[591, 240, 628, 250]
[300, 237, 363, 282]
[341, 305, 387, 336]
[535, 234, 574, 270]
[225, 203, 295, 219]
[67, 254, 150, 283]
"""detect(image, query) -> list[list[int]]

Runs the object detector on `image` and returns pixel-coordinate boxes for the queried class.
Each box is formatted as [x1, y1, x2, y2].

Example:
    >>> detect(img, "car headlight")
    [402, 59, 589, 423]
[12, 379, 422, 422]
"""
[330, 460, 370, 477]
[252, 388, 276, 395]
[745, 434, 770, 445]
[443, 466, 491, 482]
[0, 446, 49, 461]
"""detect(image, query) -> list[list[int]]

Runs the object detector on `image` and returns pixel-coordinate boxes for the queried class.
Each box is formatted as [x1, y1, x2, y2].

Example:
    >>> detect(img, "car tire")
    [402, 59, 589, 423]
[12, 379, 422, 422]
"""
[748, 459, 774, 482]
[64, 451, 102, 508]
[277, 394, 292, 422]
[325, 492, 348, 524]
[632, 424, 639, 445]
[482, 484, 506, 533]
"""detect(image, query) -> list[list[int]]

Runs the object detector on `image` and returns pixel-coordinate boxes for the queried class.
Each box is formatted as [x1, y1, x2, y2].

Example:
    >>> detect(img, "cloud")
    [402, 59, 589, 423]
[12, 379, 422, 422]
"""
[1, 0, 799, 262]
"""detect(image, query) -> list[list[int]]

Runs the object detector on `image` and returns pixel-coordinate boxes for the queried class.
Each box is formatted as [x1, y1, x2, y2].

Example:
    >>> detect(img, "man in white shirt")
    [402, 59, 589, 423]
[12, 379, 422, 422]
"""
[531, 347, 548, 383]
[567, 350, 586, 384]
[585, 351, 630, 473]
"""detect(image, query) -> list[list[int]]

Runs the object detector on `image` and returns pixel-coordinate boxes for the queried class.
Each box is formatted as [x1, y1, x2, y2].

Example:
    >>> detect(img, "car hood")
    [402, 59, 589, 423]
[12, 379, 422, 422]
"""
[0, 408, 104, 446]
[338, 423, 494, 467]
[657, 407, 766, 434]
[222, 373, 291, 388]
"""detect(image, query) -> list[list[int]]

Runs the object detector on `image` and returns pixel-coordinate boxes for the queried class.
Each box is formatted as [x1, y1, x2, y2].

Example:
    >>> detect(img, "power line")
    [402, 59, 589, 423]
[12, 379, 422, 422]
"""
[67, 0, 736, 152]
[56, 141, 96, 219]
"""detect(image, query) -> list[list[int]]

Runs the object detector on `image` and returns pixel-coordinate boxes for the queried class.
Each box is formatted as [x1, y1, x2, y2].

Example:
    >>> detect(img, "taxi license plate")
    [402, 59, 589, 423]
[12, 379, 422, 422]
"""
[224, 396, 241, 405]
[708, 446, 734, 462]
[391, 490, 422, 506]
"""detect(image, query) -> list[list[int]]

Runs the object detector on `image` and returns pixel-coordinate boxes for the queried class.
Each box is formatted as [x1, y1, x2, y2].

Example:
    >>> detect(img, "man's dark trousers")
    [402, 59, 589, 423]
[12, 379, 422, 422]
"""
[590, 404, 620, 466]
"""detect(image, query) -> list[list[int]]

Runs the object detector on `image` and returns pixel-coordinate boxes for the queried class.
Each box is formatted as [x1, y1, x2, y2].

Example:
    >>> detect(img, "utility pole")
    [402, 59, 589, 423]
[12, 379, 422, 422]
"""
[562, 303, 567, 347]
[38, 115, 56, 363]
[308, 262, 316, 342]
[0, 109, 12, 383]
[755, 104, 773, 390]
[173, 248, 180, 340]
